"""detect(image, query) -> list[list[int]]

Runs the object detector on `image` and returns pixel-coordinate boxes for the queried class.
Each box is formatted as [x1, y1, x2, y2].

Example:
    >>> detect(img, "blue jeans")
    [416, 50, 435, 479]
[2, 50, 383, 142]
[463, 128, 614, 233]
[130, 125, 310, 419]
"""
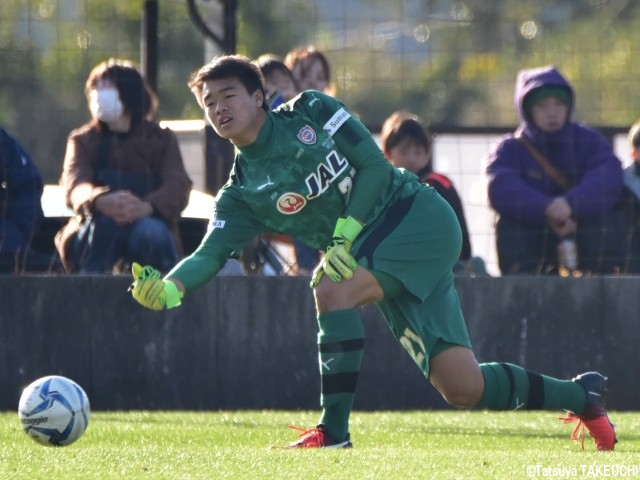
[72, 214, 179, 274]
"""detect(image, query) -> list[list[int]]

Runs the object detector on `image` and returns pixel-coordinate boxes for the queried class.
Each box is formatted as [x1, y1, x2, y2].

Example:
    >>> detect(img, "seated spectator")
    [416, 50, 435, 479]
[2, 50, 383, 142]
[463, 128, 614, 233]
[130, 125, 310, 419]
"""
[486, 65, 627, 275]
[284, 45, 336, 96]
[55, 59, 192, 274]
[380, 111, 486, 276]
[623, 119, 640, 273]
[0, 126, 54, 273]
[254, 54, 298, 109]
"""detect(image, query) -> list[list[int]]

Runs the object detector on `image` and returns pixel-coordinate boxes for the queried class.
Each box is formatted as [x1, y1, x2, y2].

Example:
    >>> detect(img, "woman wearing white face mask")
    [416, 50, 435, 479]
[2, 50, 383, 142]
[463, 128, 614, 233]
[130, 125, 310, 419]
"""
[89, 83, 125, 124]
[55, 58, 193, 274]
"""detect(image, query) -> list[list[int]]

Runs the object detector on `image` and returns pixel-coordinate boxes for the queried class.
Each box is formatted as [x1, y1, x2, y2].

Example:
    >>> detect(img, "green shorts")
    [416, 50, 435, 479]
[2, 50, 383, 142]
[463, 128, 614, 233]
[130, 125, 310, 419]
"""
[352, 185, 472, 377]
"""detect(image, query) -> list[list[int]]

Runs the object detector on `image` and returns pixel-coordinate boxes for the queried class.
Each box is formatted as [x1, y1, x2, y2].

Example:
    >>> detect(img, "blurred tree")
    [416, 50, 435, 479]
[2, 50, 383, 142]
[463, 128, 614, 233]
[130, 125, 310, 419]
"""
[3, 0, 640, 184]
[236, 0, 314, 58]
[0, 0, 203, 183]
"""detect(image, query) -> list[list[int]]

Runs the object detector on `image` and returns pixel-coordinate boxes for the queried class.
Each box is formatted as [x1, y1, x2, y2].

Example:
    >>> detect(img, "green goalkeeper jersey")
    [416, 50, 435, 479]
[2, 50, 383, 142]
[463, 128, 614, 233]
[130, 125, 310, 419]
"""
[169, 91, 422, 291]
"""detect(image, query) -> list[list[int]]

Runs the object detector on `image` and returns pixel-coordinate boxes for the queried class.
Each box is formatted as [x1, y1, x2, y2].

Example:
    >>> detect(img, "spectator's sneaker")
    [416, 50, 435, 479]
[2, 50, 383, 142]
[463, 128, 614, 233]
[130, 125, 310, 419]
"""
[561, 372, 617, 451]
[280, 425, 352, 449]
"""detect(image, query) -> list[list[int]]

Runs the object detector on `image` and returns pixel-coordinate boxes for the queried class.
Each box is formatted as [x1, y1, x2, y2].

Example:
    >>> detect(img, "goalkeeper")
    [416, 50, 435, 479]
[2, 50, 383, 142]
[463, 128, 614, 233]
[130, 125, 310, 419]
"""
[130, 55, 616, 451]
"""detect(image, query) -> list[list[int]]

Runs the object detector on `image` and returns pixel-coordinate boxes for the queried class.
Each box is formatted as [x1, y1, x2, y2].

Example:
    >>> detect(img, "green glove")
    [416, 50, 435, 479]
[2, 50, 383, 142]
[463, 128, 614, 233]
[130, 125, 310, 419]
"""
[311, 216, 363, 288]
[130, 262, 183, 311]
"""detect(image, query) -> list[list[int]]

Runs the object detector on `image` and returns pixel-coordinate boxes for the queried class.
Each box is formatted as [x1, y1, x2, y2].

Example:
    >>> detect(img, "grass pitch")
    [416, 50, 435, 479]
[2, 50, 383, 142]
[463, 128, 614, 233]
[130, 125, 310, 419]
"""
[1, 410, 638, 479]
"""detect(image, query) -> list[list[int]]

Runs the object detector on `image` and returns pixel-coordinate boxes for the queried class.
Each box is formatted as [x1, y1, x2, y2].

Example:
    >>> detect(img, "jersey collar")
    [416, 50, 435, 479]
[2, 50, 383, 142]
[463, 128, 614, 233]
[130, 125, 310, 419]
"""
[237, 114, 274, 160]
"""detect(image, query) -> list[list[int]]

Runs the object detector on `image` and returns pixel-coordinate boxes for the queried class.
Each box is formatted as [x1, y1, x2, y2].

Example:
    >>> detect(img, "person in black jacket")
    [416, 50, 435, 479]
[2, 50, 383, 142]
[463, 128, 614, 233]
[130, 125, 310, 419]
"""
[0, 126, 50, 273]
[380, 111, 486, 275]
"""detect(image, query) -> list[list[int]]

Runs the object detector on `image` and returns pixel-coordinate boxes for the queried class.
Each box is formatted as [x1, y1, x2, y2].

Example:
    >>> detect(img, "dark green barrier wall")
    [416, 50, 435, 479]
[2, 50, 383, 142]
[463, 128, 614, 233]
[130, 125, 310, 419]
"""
[1, 276, 637, 411]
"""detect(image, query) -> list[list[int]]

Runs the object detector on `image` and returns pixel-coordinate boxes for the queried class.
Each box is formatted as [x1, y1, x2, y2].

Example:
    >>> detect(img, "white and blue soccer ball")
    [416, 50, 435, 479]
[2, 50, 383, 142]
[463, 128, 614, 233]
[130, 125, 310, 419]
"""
[18, 375, 90, 446]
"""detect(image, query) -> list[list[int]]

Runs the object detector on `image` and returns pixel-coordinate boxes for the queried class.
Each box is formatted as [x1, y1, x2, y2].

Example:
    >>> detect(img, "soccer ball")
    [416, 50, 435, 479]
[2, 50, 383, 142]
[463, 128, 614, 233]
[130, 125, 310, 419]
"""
[18, 375, 90, 446]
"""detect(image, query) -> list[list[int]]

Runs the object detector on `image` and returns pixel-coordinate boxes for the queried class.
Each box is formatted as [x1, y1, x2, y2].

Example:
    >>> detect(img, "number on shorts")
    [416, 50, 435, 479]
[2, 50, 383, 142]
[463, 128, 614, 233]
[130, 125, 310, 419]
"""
[399, 327, 427, 368]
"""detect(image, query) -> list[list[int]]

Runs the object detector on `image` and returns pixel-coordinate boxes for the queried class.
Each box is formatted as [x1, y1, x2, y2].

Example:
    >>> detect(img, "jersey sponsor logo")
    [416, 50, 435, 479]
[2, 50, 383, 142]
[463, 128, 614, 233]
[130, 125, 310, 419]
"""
[323, 108, 351, 137]
[307, 94, 320, 107]
[305, 150, 349, 199]
[277, 192, 307, 214]
[256, 175, 274, 191]
[207, 218, 225, 234]
[297, 125, 317, 145]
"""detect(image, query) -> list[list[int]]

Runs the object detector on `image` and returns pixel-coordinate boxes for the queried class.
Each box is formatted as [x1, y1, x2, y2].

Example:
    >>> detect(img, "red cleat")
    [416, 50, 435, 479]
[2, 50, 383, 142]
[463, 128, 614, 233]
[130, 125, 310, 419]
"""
[280, 425, 352, 449]
[561, 372, 617, 451]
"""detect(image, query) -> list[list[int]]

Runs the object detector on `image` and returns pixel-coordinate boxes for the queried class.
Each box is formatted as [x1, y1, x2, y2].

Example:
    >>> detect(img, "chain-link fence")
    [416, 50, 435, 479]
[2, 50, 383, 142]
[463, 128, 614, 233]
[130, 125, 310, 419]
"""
[2, 0, 638, 275]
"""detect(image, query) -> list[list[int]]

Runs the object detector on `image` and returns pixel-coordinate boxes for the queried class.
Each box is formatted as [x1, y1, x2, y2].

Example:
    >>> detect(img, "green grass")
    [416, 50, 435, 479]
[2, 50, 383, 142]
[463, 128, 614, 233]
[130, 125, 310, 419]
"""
[1, 410, 638, 479]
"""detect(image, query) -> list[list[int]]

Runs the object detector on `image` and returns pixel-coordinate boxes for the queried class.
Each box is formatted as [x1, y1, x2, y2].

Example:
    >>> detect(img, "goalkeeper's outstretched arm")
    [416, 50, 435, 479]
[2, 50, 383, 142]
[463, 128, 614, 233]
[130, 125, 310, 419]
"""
[130, 240, 234, 311]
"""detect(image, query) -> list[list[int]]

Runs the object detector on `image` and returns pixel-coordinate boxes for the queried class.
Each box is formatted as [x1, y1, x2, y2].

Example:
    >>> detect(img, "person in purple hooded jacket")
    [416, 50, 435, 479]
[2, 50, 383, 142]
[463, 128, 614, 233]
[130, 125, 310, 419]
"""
[486, 65, 628, 275]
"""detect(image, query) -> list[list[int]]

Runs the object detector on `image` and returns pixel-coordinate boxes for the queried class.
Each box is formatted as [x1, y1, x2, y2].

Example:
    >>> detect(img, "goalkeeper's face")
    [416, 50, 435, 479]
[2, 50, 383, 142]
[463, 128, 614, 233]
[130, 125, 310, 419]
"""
[201, 77, 267, 147]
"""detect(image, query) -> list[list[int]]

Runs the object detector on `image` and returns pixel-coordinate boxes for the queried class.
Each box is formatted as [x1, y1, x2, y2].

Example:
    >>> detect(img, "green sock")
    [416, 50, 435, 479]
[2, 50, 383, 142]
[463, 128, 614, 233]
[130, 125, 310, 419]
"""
[317, 308, 364, 441]
[478, 362, 586, 413]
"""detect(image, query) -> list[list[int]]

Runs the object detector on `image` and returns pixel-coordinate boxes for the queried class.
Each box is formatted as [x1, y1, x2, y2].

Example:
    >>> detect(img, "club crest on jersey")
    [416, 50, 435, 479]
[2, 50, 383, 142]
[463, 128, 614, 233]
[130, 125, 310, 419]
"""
[297, 125, 317, 145]
[277, 192, 307, 215]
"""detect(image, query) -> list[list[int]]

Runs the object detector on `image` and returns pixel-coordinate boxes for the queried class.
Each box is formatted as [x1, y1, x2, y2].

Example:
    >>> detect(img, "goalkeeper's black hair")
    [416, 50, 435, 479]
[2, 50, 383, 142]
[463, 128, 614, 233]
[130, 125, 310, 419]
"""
[188, 55, 268, 112]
